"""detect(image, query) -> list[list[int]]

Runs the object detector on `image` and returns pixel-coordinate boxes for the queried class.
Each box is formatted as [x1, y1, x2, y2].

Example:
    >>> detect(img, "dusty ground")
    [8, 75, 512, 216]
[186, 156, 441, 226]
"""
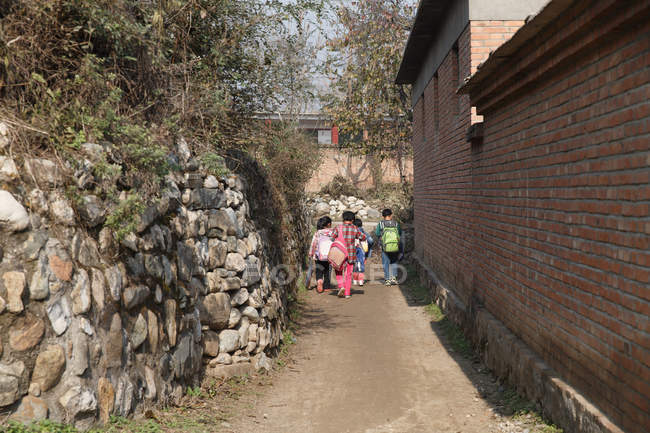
[212, 267, 559, 433]
[94, 263, 560, 433]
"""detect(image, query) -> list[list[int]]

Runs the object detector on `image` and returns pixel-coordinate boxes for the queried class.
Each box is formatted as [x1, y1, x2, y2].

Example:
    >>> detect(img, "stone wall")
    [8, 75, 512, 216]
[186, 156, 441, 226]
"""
[0, 129, 306, 428]
[307, 195, 382, 221]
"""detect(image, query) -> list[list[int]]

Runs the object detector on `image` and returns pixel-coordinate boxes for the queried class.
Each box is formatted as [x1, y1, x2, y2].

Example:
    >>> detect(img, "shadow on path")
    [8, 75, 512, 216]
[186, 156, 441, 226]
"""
[289, 297, 353, 338]
[391, 261, 536, 421]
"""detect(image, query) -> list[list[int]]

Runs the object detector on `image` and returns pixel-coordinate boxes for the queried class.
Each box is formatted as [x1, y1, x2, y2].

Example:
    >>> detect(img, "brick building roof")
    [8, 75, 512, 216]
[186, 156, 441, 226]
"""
[395, 0, 454, 84]
[459, 0, 571, 94]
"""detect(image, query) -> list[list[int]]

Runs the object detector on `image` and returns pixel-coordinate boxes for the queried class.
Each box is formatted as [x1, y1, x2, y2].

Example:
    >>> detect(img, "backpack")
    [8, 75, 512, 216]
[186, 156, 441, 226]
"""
[327, 226, 348, 271]
[316, 230, 333, 260]
[360, 239, 369, 253]
[380, 220, 400, 253]
[356, 228, 369, 253]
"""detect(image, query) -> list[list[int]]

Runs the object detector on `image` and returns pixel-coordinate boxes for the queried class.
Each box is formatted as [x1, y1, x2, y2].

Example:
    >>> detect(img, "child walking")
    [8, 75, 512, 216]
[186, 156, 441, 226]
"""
[309, 216, 335, 293]
[375, 208, 403, 285]
[353, 218, 373, 286]
[332, 211, 366, 298]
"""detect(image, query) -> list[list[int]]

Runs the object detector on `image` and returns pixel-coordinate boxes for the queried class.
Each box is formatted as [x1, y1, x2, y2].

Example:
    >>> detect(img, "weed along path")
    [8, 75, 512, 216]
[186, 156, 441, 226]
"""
[221, 268, 560, 433]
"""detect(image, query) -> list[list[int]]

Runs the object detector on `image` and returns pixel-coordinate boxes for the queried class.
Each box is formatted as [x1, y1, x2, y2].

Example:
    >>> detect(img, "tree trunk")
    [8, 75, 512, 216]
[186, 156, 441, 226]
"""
[369, 153, 383, 190]
[396, 142, 405, 184]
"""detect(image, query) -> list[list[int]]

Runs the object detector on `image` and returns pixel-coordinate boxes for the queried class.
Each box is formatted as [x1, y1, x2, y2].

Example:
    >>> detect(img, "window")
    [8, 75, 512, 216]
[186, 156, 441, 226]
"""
[434, 72, 439, 135]
[452, 42, 460, 115]
[421, 92, 426, 144]
[317, 130, 332, 145]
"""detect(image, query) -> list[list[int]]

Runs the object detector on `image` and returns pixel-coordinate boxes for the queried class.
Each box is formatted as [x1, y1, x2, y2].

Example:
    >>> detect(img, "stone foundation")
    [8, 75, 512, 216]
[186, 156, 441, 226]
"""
[412, 254, 624, 433]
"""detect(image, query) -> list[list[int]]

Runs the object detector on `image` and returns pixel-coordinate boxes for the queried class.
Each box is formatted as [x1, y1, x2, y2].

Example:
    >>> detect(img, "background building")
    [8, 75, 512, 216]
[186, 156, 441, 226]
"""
[256, 112, 413, 192]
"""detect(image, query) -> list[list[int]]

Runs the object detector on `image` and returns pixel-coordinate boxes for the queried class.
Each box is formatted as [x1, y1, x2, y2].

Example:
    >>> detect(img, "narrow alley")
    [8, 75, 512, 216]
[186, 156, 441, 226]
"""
[225, 269, 554, 433]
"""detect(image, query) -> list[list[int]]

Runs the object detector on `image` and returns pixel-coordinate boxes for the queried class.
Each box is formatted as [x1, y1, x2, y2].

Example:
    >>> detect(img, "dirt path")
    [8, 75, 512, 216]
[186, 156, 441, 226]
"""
[223, 272, 533, 433]
[118, 264, 559, 433]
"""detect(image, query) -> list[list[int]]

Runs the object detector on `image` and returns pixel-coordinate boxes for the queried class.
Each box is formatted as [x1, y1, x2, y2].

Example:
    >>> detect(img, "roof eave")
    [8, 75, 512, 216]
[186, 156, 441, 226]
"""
[395, 0, 453, 85]
[459, 0, 573, 95]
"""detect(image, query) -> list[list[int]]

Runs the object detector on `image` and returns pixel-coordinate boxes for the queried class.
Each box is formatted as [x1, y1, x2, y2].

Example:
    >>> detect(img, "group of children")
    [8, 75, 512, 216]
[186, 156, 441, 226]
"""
[308, 209, 402, 298]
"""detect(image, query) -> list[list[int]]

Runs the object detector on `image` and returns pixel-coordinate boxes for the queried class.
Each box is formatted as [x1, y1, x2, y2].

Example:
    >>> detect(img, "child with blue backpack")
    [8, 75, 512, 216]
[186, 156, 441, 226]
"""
[309, 216, 335, 293]
[353, 218, 373, 286]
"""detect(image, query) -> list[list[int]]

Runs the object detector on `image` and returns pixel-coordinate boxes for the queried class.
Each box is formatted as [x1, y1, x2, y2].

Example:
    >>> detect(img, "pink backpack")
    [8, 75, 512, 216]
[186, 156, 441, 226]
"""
[316, 230, 333, 260]
[327, 226, 348, 271]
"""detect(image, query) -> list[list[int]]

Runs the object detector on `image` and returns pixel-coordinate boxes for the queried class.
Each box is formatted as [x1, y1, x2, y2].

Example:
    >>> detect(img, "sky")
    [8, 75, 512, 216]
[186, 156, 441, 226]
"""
[282, 0, 418, 114]
[276, 0, 351, 113]
[295, 3, 339, 113]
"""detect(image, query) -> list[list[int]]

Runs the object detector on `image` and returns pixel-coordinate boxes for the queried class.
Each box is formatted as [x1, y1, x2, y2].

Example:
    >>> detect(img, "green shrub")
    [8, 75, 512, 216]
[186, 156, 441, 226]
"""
[1, 0, 325, 237]
[319, 174, 360, 198]
[254, 124, 321, 209]
[200, 153, 230, 178]
[2, 420, 77, 433]
[104, 193, 144, 242]
[186, 386, 203, 398]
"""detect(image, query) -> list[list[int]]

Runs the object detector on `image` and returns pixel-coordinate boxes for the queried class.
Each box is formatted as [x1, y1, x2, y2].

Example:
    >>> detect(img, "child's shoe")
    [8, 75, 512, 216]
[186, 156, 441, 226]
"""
[359, 280, 364, 286]
[337, 288, 345, 297]
[384, 279, 392, 286]
[316, 279, 324, 293]
[345, 295, 351, 299]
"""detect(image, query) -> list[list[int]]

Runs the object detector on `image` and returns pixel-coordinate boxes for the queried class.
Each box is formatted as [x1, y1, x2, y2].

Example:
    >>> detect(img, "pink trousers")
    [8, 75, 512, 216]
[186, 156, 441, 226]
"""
[335, 262, 354, 296]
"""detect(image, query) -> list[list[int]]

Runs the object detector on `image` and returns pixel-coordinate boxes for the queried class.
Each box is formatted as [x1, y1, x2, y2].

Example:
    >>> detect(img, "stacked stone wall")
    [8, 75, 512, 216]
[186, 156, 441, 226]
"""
[0, 132, 306, 428]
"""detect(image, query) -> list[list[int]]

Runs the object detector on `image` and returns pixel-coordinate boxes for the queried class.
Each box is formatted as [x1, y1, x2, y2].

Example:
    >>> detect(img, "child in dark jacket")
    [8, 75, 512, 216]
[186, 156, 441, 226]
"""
[309, 216, 335, 293]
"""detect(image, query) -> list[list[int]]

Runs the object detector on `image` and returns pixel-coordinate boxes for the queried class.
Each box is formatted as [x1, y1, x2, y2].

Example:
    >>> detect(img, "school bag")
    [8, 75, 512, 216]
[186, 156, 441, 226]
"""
[355, 236, 368, 253]
[356, 228, 372, 253]
[316, 230, 333, 260]
[327, 226, 348, 271]
[354, 247, 365, 273]
[360, 239, 369, 253]
[380, 220, 400, 253]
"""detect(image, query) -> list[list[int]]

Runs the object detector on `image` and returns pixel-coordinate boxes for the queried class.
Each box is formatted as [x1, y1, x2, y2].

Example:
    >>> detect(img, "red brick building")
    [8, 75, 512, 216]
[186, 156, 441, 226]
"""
[305, 148, 413, 192]
[398, 0, 649, 432]
[397, 0, 544, 309]
[257, 112, 413, 191]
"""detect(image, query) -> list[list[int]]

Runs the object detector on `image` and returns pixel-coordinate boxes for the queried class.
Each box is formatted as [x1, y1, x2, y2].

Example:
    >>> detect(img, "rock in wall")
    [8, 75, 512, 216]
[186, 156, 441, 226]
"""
[0, 126, 306, 428]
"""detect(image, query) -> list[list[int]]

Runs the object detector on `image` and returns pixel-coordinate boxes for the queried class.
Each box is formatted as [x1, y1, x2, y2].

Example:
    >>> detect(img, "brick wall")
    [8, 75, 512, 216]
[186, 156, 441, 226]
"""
[306, 148, 413, 192]
[469, 20, 525, 74]
[413, 20, 524, 306]
[468, 2, 650, 431]
[414, 25, 474, 305]
[469, 20, 525, 124]
[412, 1, 649, 430]
[413, 97, 424, 149]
